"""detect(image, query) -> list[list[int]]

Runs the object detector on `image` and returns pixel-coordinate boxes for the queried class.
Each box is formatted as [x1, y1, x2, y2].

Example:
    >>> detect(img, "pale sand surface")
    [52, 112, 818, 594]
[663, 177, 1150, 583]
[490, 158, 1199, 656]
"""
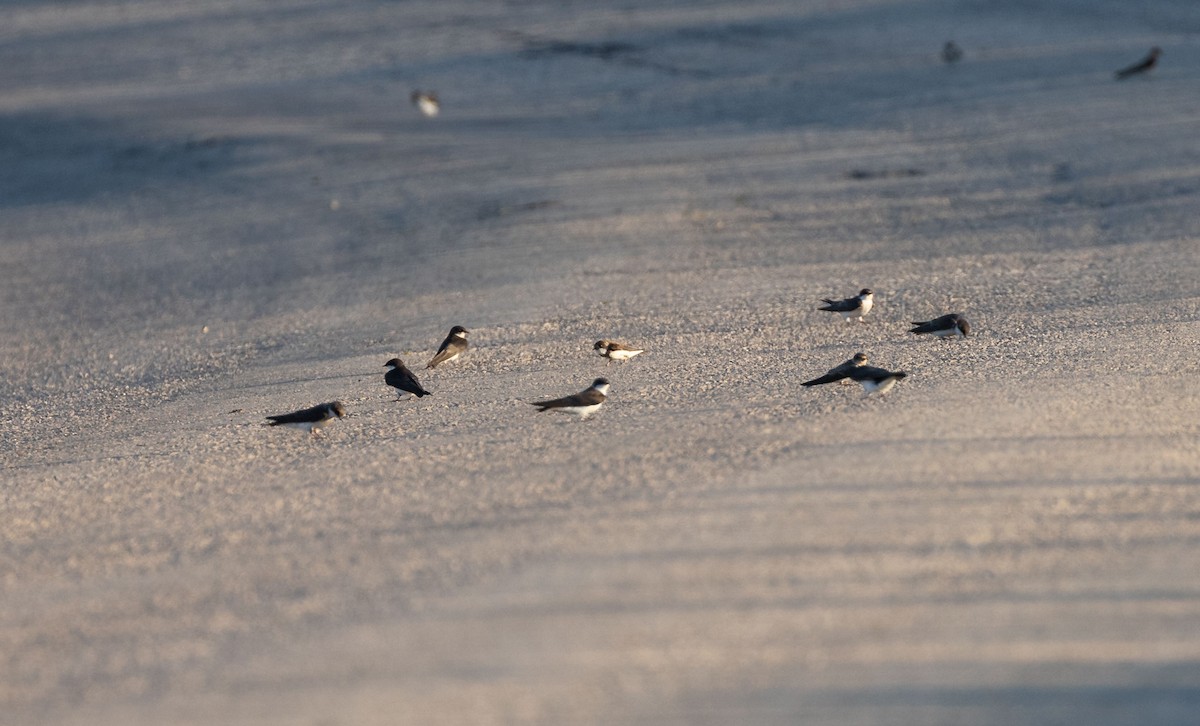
[3, 1, 1200, 724]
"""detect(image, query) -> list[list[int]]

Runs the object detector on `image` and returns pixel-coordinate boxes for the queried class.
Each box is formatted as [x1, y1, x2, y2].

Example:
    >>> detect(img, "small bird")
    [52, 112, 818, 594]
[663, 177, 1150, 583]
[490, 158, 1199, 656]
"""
[848, 366, 907, 395]
[910, 313, 971, 339]
[530, 378, 610, 419]
[384, 357, 431, 400]
[264, 401, 347, 435]
[942, 41, 963, 64]
[819, 288, 874, 322]
[427, 326, 469, 369]
[802, 352, 869, 387]
[594, 340, 644, 363]
[1115, 47, 1161, 79]
[411, 90, 440, 116]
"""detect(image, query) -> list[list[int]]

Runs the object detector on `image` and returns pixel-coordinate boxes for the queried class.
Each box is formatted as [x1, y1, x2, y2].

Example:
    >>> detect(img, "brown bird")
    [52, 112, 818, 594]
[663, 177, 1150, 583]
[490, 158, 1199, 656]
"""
[593, 340, 644, 363]
[1115, 47, 1161, 79]
[426, 326, 468, 369]
[910, 313, 971, 339]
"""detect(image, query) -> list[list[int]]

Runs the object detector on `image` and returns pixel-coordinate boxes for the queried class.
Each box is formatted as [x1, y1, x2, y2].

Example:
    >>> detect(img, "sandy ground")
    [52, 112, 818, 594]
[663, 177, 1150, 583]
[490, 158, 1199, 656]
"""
[3, 1, 1200, 724]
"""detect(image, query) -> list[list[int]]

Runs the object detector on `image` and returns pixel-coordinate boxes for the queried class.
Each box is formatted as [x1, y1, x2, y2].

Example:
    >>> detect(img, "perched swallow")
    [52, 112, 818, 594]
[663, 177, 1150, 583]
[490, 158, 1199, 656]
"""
[427, 326, 468, 369]
[802, 352, 869, 387]
[819, 288, 874, 322]
[942, 41, 963, 64]
[384, 357, 431, 400]
[1115, 47, 1161, 79]
[530, 378, 609, 418]
[411, 90, 440, 116]
[910, 313, 971, 339]
[849, 366, 907, 395]
[594, 340, 644, 362]
[265, 401, 346, 435]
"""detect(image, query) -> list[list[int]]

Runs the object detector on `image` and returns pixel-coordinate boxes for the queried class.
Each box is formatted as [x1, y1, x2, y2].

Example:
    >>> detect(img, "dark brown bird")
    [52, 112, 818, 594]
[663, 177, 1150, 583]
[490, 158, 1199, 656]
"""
[802, 352, 869, 387]
[426, 326, 468, 369]
[1115, 47, 1161, 79]
[910, 313, 971, 339]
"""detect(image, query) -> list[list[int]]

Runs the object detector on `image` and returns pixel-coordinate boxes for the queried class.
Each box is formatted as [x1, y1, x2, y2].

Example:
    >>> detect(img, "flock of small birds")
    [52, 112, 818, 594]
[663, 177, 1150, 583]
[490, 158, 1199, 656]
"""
[265, 41, 1162, 437]
[801, 289, 971, 395]
[263, 290, 970, 436]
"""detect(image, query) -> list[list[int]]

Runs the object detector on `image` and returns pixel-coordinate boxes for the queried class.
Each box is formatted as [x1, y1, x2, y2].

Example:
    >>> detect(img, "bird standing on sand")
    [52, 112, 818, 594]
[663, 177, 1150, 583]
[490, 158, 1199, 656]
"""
[594, 340, 644, 363]
[942, 41, 963, 64]
[910, 313, 971, 339]
[1115, 47, 1161, 79]
[530, 378, 610, 419]
[384, 358, 431, 400]
[802, 352, 869, 387]
[849, 367, 907, 396]
[411, 90, 440, 116]
[819, 288, 874, 323]
[264, 402, 347, 435]
[427, 326, 469, 369]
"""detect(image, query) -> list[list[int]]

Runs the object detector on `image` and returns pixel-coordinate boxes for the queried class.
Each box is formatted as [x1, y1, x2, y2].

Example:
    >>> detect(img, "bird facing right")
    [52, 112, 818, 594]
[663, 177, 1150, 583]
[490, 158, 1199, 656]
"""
[427, 326, 469, 369]
[264, 401, 347, 435]
[818, 288, 874, 323]
[802, 352, 869, 387]
[530, 378, 610, 419]
[910, 313, 971, 339]
[1115, 47, 1161, 79]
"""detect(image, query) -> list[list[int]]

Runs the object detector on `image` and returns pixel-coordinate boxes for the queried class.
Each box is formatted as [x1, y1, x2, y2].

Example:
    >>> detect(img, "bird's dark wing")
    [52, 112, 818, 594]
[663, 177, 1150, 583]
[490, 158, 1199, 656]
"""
[850, 366, 904, 383]
[819, 297, 857, 312]
[910, 314, 955, 334]
[266, 404, 326, 425]
[531, 388, 605, 411]
[386, 366, 431, 396]
[426, 337, 465, 368]
[802, 366, 852, 387]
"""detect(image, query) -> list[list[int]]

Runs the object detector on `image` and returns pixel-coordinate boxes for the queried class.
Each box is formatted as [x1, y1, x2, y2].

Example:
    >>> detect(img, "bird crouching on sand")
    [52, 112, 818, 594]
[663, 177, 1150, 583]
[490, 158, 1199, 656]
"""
[802, 352, 869, 387]
[530, 378, 609, 419]
[264, 402, 347, 435]
[594, 340, 644, 363]
[427, 326, 468, 369]
[384, 358, 431, 400]
[1115, 47, 1161, 79]
[910, 313, 971, 339]
[819, 288, 874, 322]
